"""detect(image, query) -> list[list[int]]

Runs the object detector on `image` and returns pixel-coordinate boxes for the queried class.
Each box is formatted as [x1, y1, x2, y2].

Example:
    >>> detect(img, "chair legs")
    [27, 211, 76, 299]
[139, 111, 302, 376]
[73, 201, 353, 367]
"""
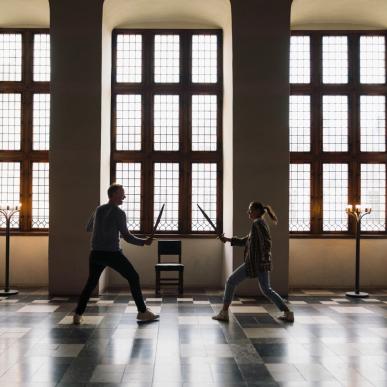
[155, 271, 160, 295]
[155, 270, 184, 295]
[179, 271, 184, 295]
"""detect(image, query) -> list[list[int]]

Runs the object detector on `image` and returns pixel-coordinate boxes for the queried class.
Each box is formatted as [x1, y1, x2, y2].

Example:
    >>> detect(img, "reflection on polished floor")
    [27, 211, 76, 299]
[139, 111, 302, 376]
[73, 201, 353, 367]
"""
[0, 289, 387, 386]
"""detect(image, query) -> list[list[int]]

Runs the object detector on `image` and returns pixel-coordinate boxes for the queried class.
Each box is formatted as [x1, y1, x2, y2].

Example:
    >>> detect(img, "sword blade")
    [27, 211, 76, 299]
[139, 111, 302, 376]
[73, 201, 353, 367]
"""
[197, 204, 217, 232]
[153, 203, 165, 233]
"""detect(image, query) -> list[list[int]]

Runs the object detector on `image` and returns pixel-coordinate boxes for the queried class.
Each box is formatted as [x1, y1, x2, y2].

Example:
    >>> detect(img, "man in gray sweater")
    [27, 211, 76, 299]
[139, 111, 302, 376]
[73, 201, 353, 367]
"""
[73, 183, 158, 324]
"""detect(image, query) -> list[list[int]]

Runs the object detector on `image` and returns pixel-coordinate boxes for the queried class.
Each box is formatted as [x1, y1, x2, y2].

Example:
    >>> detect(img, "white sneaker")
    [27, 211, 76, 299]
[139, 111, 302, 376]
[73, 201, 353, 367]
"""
[73, 314, 83, 325]
[137, 308, 159, 322]
[212, 309, 229, 322]
[278, 310, 294, 322]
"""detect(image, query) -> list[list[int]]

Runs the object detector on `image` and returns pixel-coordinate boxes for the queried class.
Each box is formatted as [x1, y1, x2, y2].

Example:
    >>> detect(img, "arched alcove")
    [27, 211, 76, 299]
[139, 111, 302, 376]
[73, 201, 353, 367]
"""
[291, 0, 387, 29]
[289, 0, 387, 289]
[0, 0, 49, 289]
[101, 0, 233, 289]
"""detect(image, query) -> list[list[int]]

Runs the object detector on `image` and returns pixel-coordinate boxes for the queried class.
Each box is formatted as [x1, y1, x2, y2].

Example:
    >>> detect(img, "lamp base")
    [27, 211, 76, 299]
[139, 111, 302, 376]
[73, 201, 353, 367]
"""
[0, 289, 18, 296]
[346, 291, 368, 298]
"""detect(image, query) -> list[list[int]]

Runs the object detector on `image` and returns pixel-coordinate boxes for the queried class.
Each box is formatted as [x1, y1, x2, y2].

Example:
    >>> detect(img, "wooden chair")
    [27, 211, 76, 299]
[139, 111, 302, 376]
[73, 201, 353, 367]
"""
[155, 240, 184, 295]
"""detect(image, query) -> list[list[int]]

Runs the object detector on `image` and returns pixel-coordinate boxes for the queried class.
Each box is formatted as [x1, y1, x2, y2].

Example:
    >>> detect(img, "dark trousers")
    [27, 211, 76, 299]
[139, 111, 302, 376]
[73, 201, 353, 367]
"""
[75, 250, 146, 315]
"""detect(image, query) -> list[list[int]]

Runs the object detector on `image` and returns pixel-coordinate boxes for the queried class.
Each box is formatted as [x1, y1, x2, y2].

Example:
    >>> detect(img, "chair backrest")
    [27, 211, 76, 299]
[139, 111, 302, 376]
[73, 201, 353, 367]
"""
[158, 240, 181, 263]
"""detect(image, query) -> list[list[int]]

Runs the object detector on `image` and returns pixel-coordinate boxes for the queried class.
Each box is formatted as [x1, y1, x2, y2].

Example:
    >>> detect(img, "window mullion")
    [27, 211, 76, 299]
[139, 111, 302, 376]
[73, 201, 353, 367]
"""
[23, 32, 33, 231]
[19, 160, 30, 231]
[181, 32, 190, 232]
[349, 35, 359, 236]
[142, 159, 152, 234]
[143, 31, 153, 234]
[217, 33, 223, 234]
[310, 33, 321, 233]
[179, 159, 189, 234]
[23, 31, 32, 85]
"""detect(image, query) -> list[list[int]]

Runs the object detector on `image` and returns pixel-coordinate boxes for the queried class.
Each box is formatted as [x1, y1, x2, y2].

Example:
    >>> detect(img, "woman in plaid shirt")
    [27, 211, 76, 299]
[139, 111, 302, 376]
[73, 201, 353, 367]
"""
[212, 201, 294, 322]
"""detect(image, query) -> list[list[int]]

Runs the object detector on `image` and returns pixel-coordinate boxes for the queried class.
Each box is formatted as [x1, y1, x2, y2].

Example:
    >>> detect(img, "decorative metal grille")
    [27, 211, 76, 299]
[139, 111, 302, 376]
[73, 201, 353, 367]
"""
[323, 164, 348, 231]
[191, 163, 217, 231]
[322, 36, 348, 84]
[322, 95, 348, 152]
[360, 95, 385, 152]
[154, 163, 179, 231]
[361, 163, 386, 231]
[154, 95, 179, 151]
[0, 93, 21, 151]
[0, 33, 22, 81]
[289, 95, 310, 152]
[33, 34, 50, 82]
[290, 36, 310, 84]
[289, 164, 311, 232]
[33, 93, 50, 151]
[116, 34, 142, 83]
[192, 34, 217, 83]
[116, 94, 142, 151]
[0, 162, 20, 228]
[154, 35, 180, 83]
[116, 162, 142, 231]
[32, 162, 49, 229]
[360, 35, 385, 84]
[192, 95, 217, 151]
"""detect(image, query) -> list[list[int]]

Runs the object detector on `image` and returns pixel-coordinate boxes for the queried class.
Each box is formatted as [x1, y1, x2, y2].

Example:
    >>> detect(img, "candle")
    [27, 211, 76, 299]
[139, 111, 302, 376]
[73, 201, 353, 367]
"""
[0, 203, 21, 211]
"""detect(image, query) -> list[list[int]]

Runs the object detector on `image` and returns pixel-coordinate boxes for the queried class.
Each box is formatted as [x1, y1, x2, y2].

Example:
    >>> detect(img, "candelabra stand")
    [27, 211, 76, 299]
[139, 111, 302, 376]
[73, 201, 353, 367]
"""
[0, 204, 20, 296]
[345, 204, 371, 298]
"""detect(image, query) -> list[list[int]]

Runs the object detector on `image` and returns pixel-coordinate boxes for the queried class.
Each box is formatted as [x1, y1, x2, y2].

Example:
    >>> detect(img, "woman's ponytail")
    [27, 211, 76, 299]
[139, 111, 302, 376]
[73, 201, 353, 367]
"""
[264, 205, 278, 225]
[250, 201, 278, 225]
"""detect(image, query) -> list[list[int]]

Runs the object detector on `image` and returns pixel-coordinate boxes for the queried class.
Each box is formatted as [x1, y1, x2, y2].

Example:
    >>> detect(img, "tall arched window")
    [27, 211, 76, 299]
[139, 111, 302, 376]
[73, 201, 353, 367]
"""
[289, 31, 387, 235]
[111, 29, 223, 234]
[0, 29, 50, 231]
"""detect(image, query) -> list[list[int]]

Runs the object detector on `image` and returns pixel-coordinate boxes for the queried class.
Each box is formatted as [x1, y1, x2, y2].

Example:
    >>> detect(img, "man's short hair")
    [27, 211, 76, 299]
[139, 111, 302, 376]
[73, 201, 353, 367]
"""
[107, 183, 123, 198]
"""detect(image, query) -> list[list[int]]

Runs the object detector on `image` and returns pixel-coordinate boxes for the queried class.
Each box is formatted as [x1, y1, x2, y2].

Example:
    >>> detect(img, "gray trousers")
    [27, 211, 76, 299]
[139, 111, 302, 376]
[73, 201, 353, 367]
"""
[223, 263, 287, 311]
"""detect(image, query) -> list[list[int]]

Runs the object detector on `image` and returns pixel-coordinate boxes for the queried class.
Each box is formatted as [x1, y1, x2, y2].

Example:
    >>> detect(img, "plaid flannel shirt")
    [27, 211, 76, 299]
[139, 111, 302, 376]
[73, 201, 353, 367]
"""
[231, 218, 272, 277]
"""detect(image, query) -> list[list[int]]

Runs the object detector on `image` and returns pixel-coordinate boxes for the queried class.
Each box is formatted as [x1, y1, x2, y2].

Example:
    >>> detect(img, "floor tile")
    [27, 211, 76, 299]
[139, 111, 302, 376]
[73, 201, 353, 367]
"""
[229, 306, 267, 314]
[331, 298, 350, 302]
[58, 316, 104, 325]
[361, 298, 381, 302]
[329, 306, 374, 314]
[296, 316, 338, 325]
[244, 328, 289, 339]
[17, 305, 59, 313]
[96, 300, 114, 305]
[266, 363, 305, 382]
[1, 288, 387, 387]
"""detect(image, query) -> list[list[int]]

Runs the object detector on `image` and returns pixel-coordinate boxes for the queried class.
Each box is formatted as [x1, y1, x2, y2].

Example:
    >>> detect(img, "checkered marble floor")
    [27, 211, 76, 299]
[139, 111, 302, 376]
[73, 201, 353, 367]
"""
[1, 289, 387, 386]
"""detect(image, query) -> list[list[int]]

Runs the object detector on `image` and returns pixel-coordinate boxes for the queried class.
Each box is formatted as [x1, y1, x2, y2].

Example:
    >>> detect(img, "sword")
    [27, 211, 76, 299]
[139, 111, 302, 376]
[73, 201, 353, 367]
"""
[197, 204, 218, 235]
[152, 203, 165, 234]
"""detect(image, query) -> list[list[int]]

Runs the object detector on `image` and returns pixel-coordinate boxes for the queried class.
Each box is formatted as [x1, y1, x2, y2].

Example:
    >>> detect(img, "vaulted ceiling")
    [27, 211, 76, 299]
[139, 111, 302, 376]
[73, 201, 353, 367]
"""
[0, 0, 386, 29]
